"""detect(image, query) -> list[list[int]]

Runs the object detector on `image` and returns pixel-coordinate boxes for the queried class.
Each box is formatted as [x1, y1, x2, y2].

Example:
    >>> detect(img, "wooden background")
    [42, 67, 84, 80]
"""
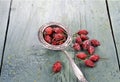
[0, 0, 120, 82]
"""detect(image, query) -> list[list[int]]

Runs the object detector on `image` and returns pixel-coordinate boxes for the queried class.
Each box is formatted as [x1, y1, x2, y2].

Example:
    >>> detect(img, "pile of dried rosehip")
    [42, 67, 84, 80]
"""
[73, 29, 100, 68]
[43, 26, 67, 45]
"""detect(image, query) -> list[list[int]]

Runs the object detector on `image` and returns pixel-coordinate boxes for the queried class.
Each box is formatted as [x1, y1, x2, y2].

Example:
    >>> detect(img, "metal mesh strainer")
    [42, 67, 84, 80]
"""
[38, 22, 88, 82]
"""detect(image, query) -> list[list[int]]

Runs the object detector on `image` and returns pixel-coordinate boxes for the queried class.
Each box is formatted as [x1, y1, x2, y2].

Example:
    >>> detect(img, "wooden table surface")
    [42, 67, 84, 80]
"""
[0, 0, 120, 82]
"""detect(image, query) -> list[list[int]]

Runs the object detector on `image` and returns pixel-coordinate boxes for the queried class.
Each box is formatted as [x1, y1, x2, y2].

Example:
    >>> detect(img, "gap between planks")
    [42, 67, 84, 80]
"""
[105, 0, 120, 71]
[0, 0, 13, 75]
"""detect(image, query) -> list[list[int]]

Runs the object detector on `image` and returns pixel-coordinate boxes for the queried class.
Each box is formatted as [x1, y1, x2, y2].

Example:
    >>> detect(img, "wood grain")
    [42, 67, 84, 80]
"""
[108, 0, 120, 67]
[0, 0, 11, 66]
[1, 0, 120, 82]
[77, 0, 120, 82]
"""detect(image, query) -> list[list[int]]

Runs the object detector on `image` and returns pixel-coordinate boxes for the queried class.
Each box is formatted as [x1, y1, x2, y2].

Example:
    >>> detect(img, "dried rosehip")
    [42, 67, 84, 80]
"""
[52, 61, 62, 73]
[44, 27, 53, 35]
[52, 40, 57, 45]
[58, 41, 64, 45]
[90, 54, 100, 62]
[76, 52, 87, 60]
[53, 27, 64, 33]
[75, 36, 82, 45]
[73, 43, 81, 51]
[78, 29, 88, 35]
[91, 39, 100, 47]
[44, 35, 52, 43]
[82, 40, 91, 50]
[87, 46, 95, 55]
[54, 33, 64, 41]
[80, 34, 89, 41]
[43, 25, 68, 45]
[84, 59, 95, 67]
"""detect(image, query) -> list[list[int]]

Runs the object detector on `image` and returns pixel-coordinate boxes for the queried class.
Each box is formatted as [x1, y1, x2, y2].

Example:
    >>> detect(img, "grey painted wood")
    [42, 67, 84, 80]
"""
[77, 0, 120, 82]
[108, 0, 120, 66]
[0, 0, 11, 66]
[1, 0, 120, 82]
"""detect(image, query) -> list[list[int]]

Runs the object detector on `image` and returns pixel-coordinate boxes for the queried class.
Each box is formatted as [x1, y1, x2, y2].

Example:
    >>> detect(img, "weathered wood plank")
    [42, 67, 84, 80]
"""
[0, 0, 11, 66]
[0, 0, 73, 82]
[1, 0, 120, 82]
[77, 0, 120, 82]
[108, 0, 120, 67]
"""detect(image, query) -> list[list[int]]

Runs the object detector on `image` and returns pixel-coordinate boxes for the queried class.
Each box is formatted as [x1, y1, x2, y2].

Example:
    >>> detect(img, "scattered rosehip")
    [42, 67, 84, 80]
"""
[44, 27, 53, 35]
[75, 36, 82, 45]
[72, 29, 101, 68]
[78, 29, 88, 35]
[80, 34, 89, 41]
[90, 54, 100, 62]
[76, 52, 87, 60]
[73, 43, 81, 51]
[87, 46, 95, 55]
[91, 39, 100, 47]
[82, 40, 91, 50]
[43, 28, 102, 71]
[84, 59, 95, 68]
[52, 61, 62, 73]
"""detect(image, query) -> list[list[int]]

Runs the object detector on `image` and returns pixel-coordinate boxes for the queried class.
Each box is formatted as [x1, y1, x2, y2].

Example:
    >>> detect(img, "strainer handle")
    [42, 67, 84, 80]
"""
[62, 50, 88, 82]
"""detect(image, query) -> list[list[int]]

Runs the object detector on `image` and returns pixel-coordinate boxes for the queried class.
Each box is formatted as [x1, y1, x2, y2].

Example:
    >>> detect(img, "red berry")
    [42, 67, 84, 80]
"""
[87, 46, 95, 55]
[44, 27, 53, 35]
[52, 40, 57, 45]
[80, 34, 89, 41]
[75, 36, 82, 45]
[76, 52, 87, 60]
[90, 54, 100, 62]
[78, 29, 88, 35]
[82, 40, 91, 50]
[44, 35, 52, 43]
[91, 39, 100, 47]
[52, 61, 62, 73]
[58, 41, 64, 45]
[84, 59, 95, 67]
[53, 27, 64, 33]
[54, 33, 64, 41]
[73, 43, 81, 51]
